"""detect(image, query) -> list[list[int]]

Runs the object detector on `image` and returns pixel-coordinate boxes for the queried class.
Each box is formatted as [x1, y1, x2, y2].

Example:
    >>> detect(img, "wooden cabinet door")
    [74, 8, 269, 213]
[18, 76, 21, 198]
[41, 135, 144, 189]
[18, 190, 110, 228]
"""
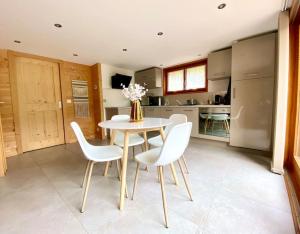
[160, 108, 175, 118]
[118, 107, 131, 115]
[208, 48, 232, 80]
[15, 57, 64, 152]
[230, 78, 274, 151]
[177, 107, 199, 137]
[232, 33, 276, 81]
[135, 68, 162, 89]
[144, 107, 161, 117]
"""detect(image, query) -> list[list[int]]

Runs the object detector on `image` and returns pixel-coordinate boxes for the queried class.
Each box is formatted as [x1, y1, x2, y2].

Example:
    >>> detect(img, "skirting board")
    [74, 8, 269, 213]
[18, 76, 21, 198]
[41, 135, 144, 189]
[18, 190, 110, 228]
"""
[271, 161, 284, 175]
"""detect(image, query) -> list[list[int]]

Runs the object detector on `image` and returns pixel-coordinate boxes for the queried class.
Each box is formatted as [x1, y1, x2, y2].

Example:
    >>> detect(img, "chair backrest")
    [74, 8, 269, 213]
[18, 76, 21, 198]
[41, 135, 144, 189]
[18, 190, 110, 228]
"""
[211, 114, 229, 121]
[111, 115, 130, 140]
[70, 122, 93, 160]
[111, 115, 130, 121]
[155, 122, 192, 166]
[165, 114, 187, 135]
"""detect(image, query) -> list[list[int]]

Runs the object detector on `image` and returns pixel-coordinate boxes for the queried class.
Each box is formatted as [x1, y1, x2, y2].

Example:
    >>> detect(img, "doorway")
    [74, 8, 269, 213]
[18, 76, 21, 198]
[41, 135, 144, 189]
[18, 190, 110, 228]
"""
[13, 57, 65, 152]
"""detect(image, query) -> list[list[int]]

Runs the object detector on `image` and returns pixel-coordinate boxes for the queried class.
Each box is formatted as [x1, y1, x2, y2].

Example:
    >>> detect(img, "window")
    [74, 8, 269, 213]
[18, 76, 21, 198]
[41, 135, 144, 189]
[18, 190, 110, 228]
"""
[164, 59, 207, 95]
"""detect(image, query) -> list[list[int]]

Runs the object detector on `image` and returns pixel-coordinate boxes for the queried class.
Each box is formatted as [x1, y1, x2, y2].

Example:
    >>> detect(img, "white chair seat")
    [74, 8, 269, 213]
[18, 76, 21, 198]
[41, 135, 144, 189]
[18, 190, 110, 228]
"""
[114, 133, 145, 147]
[148, 135, 163, 147]
[86, 145, 123, 162]
[135, 147, 161, 165]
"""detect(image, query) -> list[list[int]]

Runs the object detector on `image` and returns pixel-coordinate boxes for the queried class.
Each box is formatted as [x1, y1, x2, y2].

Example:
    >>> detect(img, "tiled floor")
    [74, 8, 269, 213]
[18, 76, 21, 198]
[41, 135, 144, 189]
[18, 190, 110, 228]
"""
[0, 138, 295, 234]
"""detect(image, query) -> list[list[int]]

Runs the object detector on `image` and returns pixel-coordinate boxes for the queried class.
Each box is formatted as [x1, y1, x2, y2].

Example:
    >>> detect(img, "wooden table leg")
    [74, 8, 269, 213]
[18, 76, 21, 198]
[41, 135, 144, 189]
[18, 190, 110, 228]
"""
[119, 130, 129, 210]
[159, 127, 179, 186]
[103, 129, 116, 176]
[142, 131, 149, 171]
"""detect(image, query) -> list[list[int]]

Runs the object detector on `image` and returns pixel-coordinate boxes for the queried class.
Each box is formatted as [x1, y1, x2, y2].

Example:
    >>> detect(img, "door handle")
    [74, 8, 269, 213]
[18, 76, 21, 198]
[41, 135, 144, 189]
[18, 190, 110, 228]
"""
[233, 88, 236, 99]
[58, 101, 62, 109]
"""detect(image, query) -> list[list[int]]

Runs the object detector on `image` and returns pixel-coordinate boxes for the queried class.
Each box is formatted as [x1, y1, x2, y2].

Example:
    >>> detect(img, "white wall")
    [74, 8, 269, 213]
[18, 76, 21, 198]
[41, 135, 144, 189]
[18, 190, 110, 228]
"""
[101, 64, 135, 107]
[272, 11, 290, 174]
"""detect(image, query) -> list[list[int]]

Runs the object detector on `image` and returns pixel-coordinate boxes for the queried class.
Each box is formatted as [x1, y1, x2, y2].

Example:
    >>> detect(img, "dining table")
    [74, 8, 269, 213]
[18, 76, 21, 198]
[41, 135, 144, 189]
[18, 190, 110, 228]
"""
[98, 117, 177, 210]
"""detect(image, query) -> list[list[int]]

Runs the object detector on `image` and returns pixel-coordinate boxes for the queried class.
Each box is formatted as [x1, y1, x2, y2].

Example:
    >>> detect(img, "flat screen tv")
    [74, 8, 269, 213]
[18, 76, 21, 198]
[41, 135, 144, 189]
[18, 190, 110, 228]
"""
[111, 73, 132, 89]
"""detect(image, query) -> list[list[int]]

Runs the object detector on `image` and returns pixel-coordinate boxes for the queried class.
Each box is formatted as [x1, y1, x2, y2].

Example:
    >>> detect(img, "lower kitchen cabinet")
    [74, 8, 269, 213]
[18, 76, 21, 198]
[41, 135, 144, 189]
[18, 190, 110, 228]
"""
[160, 107, 176, 118]
[176, 107, 199, 137]
[144, 107, 161, 117]
[118, 107, 131, 115]
[145, 107, 199, 138]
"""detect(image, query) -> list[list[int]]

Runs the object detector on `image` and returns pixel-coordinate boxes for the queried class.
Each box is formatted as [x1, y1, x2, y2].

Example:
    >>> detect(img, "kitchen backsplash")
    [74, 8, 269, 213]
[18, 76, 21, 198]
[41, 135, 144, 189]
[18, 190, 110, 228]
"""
[147, 78, 230, 105]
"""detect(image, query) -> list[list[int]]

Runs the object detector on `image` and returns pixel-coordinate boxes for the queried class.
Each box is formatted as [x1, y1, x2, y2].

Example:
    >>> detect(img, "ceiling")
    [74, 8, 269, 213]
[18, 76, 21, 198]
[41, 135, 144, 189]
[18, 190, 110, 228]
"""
[0, 0, 284, 71]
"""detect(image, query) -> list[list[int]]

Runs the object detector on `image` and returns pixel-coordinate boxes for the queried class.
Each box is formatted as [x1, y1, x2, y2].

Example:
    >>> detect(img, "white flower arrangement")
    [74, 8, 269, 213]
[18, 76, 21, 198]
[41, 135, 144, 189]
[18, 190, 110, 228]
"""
[121, 83, 147, 102]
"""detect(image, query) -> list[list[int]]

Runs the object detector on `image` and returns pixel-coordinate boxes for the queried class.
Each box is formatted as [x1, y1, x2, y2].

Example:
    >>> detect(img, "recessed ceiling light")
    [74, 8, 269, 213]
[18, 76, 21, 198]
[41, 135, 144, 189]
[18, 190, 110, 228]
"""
[14, 40, 21, 44]
[218, 3, 226, 9]
[54, 23, 62, 28]
[157, 32, 164, 36]
[73, 53, 78, 56]
[122, 48, 127, 52]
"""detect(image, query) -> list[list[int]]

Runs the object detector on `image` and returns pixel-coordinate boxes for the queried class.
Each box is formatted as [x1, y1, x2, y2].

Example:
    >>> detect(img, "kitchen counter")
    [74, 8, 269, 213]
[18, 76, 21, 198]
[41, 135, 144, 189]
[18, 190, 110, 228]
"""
[105, 105, 231, 143]
[142, 105, 231, 108]
[106, 105, 230, 108]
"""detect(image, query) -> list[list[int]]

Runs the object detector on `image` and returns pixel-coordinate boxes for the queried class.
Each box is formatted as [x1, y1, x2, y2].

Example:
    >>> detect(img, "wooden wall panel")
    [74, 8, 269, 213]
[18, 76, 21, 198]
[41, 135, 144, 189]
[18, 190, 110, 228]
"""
[60, 61, 96, 143]
[0, 50, 17, 157]
[91, 63, 105, 139]
[0, 50, 103, 156]
[0, 114, 7, 176]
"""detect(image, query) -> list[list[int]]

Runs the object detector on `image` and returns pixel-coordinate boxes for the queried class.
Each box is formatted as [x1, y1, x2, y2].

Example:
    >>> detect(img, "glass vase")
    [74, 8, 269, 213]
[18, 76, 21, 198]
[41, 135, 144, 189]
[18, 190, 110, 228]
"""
[130, 100, 143, 122]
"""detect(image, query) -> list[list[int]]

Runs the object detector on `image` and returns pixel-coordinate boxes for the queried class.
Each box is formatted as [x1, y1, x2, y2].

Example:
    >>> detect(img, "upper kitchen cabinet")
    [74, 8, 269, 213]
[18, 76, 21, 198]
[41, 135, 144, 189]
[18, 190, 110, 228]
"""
[208, 48, 232, 80]
[135, 67, 162, 89]
[232, 33, 276, 81]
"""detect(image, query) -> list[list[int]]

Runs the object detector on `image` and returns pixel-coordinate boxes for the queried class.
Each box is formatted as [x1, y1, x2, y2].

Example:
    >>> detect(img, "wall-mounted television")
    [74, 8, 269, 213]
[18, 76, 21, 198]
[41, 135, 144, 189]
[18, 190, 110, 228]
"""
[111, 73, 132, 89]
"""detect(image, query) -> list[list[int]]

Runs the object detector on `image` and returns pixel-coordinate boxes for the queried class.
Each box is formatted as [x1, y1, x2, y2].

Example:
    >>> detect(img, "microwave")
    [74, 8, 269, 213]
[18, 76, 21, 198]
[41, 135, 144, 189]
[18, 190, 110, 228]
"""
[148, 96, 165, 106]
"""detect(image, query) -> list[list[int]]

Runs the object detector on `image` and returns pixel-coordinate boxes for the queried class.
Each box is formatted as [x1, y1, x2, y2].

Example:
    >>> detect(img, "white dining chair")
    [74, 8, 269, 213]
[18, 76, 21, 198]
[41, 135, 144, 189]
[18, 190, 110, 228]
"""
[70, 122, 124, 213]
[148, 114, 189, 173]
[131, 122, 193, 228]
[103, 115, 146, 176]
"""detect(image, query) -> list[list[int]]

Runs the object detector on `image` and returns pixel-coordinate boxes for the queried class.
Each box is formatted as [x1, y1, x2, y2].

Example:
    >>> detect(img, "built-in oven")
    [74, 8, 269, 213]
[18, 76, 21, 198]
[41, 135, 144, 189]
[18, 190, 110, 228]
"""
[199, 107, 231, 138]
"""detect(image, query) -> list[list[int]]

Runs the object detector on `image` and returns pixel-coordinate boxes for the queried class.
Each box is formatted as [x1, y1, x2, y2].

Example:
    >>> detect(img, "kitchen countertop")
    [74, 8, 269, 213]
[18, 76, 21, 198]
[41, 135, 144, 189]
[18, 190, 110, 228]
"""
[106, 105, 231, 108]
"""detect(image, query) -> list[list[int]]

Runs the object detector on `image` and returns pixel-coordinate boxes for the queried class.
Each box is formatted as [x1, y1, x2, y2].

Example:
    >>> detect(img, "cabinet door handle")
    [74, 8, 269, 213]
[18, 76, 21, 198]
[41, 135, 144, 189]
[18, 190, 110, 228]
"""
[58, 101, 62, 109]
[165, 109, 173, 112]
[183, 109, 193, 112]
[214, 72, 225, 76]
[233, 88, 236, 99]
[245, 72, 259, 77]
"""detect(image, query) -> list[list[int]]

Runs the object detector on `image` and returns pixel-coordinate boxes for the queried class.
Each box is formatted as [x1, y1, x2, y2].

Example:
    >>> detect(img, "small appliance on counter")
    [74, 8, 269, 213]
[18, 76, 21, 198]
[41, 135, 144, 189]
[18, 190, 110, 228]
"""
[148, 96, 165, 106]
[214, 95, 224, 105]
[186, 98, 198, 105]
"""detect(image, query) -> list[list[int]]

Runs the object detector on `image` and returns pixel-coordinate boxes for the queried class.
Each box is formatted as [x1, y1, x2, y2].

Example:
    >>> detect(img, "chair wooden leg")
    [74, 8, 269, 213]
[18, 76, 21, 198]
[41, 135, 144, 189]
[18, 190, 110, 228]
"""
[131, 162, 140, 200]
[181, 155, 189, 174]
[132, 146, 135, 159]
[81, 161, 94, 213]
[142, 131, 149, 172]
[158, 166, 168, 228]
[177, 160, 193, 201]
[81, 160, 91, 188]
[170, 163, 179, 186]
[225, 119, 230, 134]
[116, 160, 121, 181]
[103, 161, 110, 176]
[204, 118, 208, 134]
[104, 129, 116, 176]
[157, 167, 161, 183]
